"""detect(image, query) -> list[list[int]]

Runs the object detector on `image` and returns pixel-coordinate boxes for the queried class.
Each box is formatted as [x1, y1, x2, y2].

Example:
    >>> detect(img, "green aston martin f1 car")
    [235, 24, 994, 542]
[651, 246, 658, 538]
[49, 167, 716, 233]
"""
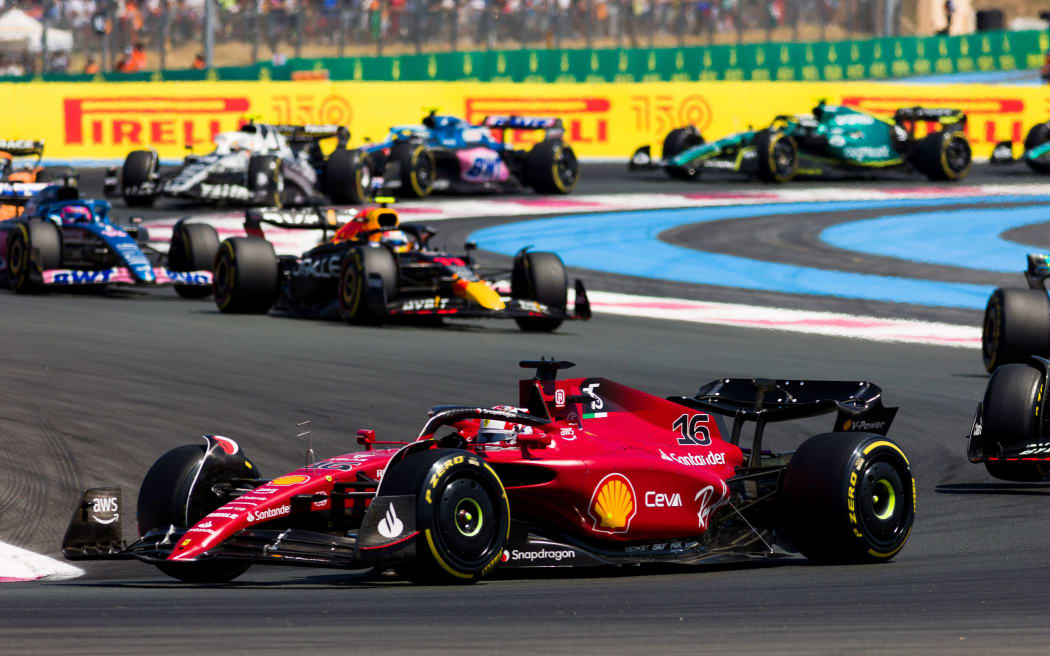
[629, 101, 972, 183]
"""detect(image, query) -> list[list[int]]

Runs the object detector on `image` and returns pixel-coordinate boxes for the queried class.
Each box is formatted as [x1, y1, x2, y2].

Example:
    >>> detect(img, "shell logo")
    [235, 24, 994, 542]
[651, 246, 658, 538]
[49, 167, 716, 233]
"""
[587, 473, 636, 534]
[270, 475, 310, 486]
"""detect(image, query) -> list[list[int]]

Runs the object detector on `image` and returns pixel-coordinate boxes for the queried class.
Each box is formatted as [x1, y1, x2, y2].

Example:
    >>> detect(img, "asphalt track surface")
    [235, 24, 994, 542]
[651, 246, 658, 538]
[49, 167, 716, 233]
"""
[3, 164, 1050, 654]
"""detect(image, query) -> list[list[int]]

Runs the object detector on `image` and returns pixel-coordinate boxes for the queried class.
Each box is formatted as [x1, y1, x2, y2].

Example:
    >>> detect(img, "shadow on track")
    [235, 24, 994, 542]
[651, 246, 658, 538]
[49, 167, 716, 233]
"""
[55, 557, 814, 589]
[935, 482, 1050, 495]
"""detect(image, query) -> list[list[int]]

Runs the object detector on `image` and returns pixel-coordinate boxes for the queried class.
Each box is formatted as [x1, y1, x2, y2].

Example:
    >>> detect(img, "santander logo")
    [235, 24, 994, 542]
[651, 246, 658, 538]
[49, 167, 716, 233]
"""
[377, 505, 403, 539]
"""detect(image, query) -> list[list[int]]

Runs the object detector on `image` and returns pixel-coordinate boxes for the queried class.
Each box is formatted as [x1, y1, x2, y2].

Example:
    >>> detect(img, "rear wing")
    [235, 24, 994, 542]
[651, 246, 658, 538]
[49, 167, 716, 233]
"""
[892, 107, 966, 132]
[670, 378, 898, 468]
[272, 124, 350, 146]
[0, 181, 48, 209]
[483, 116, 564, 140]
[244, 207, 356, 240]
[0, 138, 44, 157]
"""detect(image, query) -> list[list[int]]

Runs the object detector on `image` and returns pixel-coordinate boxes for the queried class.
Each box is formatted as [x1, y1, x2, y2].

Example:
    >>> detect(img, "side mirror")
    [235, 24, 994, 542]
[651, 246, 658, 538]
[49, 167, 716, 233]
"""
[357, 429, 376, 451]
[517, 431, 552, 451]
[464, 241, 477, 252]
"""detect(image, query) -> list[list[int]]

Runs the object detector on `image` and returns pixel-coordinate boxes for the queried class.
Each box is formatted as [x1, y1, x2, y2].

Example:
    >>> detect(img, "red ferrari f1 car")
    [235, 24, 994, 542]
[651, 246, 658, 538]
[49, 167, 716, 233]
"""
[63, 360, 915, 583]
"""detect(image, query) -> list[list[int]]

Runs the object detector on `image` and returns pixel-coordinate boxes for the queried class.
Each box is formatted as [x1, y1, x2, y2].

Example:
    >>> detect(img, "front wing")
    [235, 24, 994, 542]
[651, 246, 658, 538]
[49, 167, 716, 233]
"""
[41, 266, 212, 287]
[385, 279, 591, 322]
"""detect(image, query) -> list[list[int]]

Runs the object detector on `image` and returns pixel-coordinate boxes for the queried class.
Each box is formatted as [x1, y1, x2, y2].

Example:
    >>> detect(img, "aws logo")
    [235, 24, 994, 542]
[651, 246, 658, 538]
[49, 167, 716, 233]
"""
[588, 473, 636, 534]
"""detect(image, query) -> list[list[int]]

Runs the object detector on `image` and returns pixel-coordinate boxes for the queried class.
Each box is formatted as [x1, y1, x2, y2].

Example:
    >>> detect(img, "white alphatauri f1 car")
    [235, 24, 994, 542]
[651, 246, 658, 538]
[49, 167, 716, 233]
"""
[107, 122, 372, 209]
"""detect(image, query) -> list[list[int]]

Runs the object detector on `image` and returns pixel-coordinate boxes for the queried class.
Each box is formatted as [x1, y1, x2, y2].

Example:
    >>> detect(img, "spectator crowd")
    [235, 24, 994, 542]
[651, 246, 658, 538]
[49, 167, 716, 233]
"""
[0, 0, 879, 74]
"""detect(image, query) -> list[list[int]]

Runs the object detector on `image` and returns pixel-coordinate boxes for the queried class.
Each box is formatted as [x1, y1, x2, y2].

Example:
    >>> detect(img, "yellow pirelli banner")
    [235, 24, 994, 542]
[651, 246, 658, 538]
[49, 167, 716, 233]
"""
[0, 80, 1045, 161]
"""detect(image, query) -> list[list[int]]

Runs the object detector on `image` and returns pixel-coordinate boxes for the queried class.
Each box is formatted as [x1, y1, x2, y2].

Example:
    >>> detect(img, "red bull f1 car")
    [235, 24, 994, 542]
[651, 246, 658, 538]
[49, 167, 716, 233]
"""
[1, 185, 216, 296]
[209, 200, 589, 331]
[63, 360, 915, 583]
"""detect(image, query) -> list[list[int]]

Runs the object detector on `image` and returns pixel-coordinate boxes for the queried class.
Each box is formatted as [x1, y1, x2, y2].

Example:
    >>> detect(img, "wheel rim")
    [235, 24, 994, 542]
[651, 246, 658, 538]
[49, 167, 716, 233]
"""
[454, 497, 483, 538]
[8, 236, 24, 276]
[338, 257, 361, 317]
[414, 152, 433, 191]
[772, 137, 795, 176]
[554, 146, 578, 189]
[432, 476, 499, 567]
[871, 479, 896, 520]
[944, 137, 970, 174]
[857, 460, 910, 549]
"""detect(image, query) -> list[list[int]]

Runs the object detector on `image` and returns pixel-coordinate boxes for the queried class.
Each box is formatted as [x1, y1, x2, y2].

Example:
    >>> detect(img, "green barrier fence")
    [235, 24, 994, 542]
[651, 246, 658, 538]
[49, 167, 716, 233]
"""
[8, 29, 1049, 84]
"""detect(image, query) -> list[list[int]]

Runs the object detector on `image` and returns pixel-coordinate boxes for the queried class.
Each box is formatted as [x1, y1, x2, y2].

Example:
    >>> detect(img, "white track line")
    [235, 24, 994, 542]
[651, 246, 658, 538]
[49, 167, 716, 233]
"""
[587, 291, 980, 348]
[0, 541, 83, 582]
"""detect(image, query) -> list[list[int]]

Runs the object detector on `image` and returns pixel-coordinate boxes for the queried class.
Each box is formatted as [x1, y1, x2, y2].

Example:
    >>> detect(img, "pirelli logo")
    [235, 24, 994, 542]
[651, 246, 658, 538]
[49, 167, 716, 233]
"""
[63, 96, 250, 147]
[841, 96, 1026, 144]
[464, 97, 610, 145]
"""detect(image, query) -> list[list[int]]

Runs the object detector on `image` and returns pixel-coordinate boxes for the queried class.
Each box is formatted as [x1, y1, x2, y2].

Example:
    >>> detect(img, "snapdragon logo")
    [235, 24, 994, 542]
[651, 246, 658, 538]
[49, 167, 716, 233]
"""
[503, 548, 576, 562]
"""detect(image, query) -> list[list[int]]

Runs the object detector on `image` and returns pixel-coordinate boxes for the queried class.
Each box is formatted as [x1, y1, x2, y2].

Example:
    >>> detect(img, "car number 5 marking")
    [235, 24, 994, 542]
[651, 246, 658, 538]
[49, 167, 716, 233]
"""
[672, 413, 711, 446]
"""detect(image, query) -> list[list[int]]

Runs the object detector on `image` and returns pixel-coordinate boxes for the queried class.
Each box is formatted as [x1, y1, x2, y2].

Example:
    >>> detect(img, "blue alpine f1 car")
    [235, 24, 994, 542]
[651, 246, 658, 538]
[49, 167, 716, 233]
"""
[0, 185, 217, 297]
[358, 111, 579, 198]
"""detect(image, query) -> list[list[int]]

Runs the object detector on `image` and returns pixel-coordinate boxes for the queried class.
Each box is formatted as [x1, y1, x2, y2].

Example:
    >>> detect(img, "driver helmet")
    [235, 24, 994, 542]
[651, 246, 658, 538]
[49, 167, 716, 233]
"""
[379, 229, 411, 253]
[59, 205, 92, 224]
[476, 405, 533, 444]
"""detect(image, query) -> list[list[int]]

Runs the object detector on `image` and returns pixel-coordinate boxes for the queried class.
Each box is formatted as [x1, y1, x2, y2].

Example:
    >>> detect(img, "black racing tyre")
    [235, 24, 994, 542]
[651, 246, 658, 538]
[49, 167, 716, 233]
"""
[391, 142, 435, 199]
[980, 363, 1050, 481]
[982, 288, 1050, 372]
[781, 432, 915, 563]
[525, 139, 578, 194]
[36, 166, 78, 186]
[324, 148, 370, 204]
[337, 246, 398, 324]
[212, 237, 280, 314]
[137, 444, 252, 583]
[247, 155, 283, 208]
[662, 126, 704, 180]
[511, 251, 568, 332]
[168, 222, 219, 299]
[1024, 123, 1050, 152]
[915, 131, 972, 181]
[1024, 123, 1050, 173]
[122, 150, 156, 207]
[379, 448, 509, 583]
[7, 219, 61, 294]
[754, 130, 798, 183]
